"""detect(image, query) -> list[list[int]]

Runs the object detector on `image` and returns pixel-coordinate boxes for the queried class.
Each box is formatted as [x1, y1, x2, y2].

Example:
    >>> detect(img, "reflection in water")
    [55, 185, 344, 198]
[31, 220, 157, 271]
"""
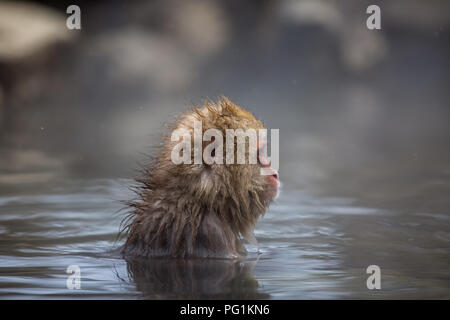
[123, 256, 269, 299]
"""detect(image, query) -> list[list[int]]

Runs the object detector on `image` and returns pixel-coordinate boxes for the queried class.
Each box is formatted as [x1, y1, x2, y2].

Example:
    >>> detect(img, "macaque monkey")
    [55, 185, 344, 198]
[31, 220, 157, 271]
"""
[121, 96, 279, 258]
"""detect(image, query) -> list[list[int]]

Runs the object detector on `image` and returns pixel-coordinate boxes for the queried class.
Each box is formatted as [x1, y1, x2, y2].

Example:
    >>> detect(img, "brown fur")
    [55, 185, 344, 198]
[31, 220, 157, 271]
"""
[121, 96, 275, 258]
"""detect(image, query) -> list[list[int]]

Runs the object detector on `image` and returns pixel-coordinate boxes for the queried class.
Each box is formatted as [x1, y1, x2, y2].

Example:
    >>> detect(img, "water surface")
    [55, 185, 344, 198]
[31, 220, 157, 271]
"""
[0, 178, 448, 299]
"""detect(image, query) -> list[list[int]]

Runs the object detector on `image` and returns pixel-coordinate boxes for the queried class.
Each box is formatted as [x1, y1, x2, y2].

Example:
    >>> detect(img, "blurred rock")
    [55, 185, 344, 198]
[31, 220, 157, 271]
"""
[281, 0, 449, 72]
[168, 0, 229, 57]
[0, 1, 75, 118]
[92, 28, 194, 93]
[281, 0, 387, 72]
[0, 1, 72, 62]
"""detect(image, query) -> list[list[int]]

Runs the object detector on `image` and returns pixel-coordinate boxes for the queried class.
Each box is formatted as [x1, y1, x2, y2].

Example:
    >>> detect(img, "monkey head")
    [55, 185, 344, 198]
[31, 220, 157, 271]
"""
[164, 96, 279, 243]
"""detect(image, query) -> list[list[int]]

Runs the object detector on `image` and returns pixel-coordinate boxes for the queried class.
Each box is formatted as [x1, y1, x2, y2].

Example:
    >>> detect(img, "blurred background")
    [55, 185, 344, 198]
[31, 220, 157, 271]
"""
[0, 0, 449, 211]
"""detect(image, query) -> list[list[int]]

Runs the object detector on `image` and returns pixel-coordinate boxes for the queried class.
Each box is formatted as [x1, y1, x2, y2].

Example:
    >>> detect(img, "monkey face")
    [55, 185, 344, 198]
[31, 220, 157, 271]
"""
[263, 167, 280, 201]
[256, 141, 280, 202]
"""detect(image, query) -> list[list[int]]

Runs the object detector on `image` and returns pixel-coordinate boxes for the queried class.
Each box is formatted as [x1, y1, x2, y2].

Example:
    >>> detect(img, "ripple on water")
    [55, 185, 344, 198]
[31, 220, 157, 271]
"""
[0, 179, 449, 299]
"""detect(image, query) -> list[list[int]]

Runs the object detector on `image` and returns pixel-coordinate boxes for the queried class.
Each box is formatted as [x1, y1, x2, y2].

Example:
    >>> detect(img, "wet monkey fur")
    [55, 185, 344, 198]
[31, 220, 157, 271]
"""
[121, 97, 279, 258]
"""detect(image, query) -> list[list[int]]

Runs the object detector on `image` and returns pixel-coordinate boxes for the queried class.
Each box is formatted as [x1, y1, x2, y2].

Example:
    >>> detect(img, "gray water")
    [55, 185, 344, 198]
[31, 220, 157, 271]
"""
[0, 178, 449, 299]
